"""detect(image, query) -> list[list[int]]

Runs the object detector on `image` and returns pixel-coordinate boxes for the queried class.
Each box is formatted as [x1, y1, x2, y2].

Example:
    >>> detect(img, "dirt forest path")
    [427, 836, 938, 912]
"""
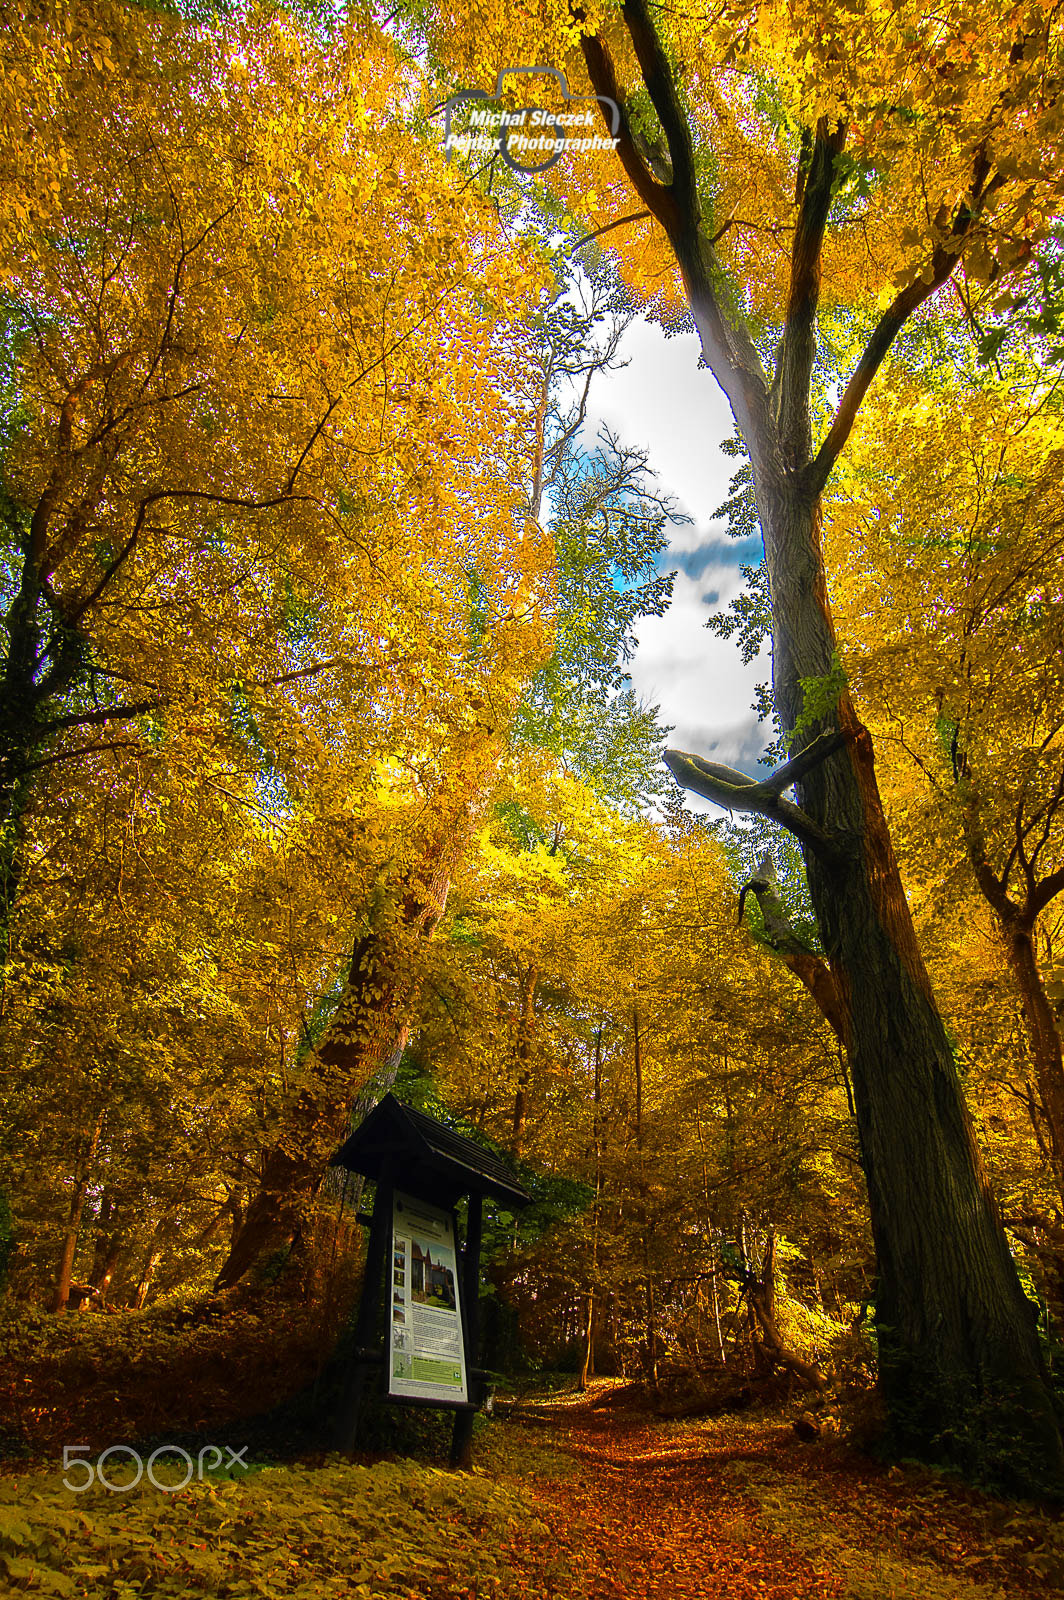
[476, 1386, 1058, 1600]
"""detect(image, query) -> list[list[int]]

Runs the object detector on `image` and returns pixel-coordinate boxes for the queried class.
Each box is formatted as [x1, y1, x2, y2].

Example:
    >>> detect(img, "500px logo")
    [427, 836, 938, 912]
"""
[62, 1443, 248, 1492]
[441, 65, 620, 175]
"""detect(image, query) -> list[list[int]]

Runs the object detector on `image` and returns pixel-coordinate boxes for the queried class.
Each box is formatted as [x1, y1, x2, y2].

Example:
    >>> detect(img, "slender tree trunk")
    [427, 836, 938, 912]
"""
[578, 1294, 595, 1388]
[631, 1005, 659, 1385]
[1001, 914, 1064, 1194]
[962, 810, 1064, 1198]
[90, 1235, 125, 1304]
[711, 1252, 726, 1365]
[510, 965, 537, 1159]
[130, 1239, 163, 1311]
[88, 1192, 126, 1305]
[51, 1112, 103, 1314]
[760, 1230, 777, 1327]
[579, 1024, 604, 1391]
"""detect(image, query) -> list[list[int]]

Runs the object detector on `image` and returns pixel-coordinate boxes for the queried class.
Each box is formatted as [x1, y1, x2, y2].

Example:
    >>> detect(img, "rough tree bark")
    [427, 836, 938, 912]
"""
[581, 0, 1064, 1490]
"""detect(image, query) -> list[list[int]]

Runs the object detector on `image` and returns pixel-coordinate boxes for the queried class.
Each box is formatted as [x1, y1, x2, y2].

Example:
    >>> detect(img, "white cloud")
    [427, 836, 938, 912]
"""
[630, 567, 770, 773]
[586, 317, 773, 802]
[586, 316, 737, 529]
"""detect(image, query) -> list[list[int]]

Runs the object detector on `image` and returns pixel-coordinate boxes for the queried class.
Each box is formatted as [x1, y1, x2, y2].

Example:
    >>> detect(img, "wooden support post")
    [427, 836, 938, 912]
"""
[450, 1191, 483, 1469]
[337, 1172, 393, 1453]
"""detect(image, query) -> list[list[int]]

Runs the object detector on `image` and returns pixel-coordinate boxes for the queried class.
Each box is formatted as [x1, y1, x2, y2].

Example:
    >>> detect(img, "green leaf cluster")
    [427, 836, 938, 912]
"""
[0, 1454, 540, 1598]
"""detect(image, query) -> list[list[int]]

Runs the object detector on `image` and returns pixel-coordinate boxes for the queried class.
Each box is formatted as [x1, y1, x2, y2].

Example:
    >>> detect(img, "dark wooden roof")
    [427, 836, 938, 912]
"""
[330, 1093, 532, 1208]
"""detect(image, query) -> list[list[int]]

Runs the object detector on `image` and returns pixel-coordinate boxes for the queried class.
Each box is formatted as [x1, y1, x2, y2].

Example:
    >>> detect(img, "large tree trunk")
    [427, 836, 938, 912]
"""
[89, 1233, 125, 1304]
[87, 1190, 126, 1305]
[581, 0, 1064, 1483]
[758, 482, 1062, 1486]
[214, 853, 451, 1290]
[214, 723, 504, 1290]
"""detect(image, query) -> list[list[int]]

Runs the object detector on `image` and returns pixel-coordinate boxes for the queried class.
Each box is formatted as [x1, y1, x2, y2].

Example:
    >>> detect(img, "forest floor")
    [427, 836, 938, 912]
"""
[2, 1351, 1063, 1597]
[461, 1381, 1064, 1600]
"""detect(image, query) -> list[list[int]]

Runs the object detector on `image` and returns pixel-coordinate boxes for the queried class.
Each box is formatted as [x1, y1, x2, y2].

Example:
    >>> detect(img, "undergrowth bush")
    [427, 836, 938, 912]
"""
[0, 1454, 545, 1597]
[0, 1299, 339, 1462]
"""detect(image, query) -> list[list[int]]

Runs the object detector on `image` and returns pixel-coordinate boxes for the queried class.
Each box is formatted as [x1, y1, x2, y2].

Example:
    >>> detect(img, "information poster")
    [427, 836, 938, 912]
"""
[388, 1191, 468, 1404]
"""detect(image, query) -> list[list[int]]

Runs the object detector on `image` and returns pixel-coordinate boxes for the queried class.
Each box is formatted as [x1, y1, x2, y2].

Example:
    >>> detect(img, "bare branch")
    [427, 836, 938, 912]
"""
[568, 208, 652, 254]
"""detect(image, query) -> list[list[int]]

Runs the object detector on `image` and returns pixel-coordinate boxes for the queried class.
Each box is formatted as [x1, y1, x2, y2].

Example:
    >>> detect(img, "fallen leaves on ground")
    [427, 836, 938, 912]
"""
[437, 1383, 1064, 1600]
[2, 1381, 1062, 1597]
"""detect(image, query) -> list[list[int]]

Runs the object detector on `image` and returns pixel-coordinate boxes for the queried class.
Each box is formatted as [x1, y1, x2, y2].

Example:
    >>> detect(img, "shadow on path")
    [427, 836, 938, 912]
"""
[487, 1382, 1052, 1600]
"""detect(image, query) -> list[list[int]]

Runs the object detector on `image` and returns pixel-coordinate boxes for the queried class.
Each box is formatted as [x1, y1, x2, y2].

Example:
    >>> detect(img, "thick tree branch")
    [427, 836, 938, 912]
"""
[1032, 863, 1064, 919]
[41, 699, 161, 736]
[960, 791, 1020, 922]
[805, 263, 961, 497]
[62, 504, 147, 629]
[18, 739, 142, 776]
[777, 119, 847, 467]
[579, 30, 677, 230]
[662, 746, 850, 865]
[763, 728, 851, 796]
[738, 851, 851, 1048]
[577, 6, 771, 440]
[618, 0, 698, 222]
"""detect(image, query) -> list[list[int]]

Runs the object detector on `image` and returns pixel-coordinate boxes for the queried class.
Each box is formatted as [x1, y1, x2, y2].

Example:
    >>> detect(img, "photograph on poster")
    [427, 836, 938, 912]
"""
[410, 1236, 457, 1310]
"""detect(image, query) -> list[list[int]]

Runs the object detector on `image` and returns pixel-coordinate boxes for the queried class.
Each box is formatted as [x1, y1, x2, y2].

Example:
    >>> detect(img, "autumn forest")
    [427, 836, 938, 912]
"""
[4, 0, 1064, 1594]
